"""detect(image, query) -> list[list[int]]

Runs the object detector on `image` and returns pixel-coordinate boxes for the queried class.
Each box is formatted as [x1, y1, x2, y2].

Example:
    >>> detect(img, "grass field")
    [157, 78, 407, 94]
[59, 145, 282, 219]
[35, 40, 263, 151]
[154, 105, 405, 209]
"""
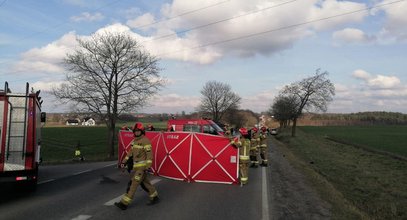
[41, 121, 167, 163]
[300, 125, 407, 157]
[275, 126, 407, 219]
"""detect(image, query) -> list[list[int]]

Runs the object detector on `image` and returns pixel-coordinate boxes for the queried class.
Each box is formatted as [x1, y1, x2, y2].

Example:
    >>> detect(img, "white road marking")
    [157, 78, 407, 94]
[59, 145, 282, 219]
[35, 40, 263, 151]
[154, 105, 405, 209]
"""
[262, 167, 270, 220]
[103, 163, 117, 168]
[71, 215, 92, 220]
[38, 178, 56, 185]
[104, 178, 161, 206]
[73, 169, 92, 175]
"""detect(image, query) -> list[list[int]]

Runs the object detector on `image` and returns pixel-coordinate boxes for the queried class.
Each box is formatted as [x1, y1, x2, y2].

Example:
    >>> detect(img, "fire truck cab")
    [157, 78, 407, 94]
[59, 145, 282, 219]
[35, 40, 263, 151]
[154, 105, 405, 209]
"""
[0, 82, 45, 190]
[167, 119, 224, 135]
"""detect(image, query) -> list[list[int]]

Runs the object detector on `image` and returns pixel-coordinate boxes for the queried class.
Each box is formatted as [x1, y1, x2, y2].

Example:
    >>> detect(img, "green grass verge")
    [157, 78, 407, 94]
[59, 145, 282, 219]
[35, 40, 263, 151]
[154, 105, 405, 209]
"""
[41, 121, 168, 164]
[41, 126, 113, 164]
[274, 127, 407, 219]
[300, 125, 407, 157]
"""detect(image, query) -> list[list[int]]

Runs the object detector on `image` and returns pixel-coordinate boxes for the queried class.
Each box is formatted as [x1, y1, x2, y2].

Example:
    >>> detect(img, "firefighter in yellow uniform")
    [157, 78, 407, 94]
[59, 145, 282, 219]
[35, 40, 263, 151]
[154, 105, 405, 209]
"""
[259, 126, 268, 166]
[115, 122, 159, 210]
[231, 127, 251, 185]
[250, 127, 260, 168]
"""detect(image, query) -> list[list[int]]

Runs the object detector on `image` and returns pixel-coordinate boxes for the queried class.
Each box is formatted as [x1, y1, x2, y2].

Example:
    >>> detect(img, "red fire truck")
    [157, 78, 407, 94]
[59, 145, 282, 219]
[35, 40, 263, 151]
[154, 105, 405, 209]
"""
[0, 82, 45, 190]
[167, 118, 224, 135]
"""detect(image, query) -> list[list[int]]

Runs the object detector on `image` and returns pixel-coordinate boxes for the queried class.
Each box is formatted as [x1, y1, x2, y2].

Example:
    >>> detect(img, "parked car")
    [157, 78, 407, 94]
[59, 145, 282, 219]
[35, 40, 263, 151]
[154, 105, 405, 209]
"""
[270, 128, 278, 135]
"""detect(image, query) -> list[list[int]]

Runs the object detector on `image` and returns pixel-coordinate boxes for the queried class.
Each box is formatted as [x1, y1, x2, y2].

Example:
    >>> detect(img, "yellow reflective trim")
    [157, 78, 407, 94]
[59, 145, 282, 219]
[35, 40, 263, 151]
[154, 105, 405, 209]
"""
[124, 156, 129, 160]
[75, 150, 81, 156]
[240, 156, 250, 161]
[133, 145, 143, 149]
[134, 175, 141, 181]
[149, 191, 158, 198]
[122, 195, 132, 205]
[144, 145, 152, 151]
[260, 144, 267, 148]
[133, 163, 146, 168]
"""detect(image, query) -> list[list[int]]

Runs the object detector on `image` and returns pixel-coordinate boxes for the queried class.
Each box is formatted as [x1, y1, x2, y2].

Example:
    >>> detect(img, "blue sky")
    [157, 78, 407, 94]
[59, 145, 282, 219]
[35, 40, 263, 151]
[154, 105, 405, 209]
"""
[1, 0, 406, 114]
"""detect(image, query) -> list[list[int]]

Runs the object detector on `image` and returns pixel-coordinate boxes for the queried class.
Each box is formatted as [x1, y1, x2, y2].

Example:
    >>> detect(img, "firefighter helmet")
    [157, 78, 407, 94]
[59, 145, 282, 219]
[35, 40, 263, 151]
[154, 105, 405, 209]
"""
[252, 127, 258, 132]
[261, 126, 267, 132]
[133, 122, 145, 131]
[239, 127, 248, 136]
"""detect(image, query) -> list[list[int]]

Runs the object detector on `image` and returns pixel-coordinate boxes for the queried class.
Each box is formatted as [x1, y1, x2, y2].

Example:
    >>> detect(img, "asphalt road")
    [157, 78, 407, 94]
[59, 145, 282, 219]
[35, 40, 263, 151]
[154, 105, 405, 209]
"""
[0, 160, 272, 220]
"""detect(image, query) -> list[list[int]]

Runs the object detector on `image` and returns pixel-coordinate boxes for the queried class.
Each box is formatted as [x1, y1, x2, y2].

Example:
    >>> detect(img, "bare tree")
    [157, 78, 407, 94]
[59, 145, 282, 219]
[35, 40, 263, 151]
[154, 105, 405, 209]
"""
[198, 81, 241, 123]
[269, 94, 297, 128]
[278, 69, 335, 137]
[53, 32, 164, 158]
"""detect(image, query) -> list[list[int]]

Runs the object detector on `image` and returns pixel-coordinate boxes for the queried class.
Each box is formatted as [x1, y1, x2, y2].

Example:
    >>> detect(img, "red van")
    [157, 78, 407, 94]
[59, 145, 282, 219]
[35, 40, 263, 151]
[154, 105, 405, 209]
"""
[167, 119, 224, 135]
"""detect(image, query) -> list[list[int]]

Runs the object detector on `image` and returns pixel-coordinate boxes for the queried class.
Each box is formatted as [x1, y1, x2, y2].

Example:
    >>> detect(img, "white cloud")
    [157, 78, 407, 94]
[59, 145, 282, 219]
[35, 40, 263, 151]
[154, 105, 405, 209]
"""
[32, 80, 64, 92]
[122, 0, 369, 63]
[329, 70, 407, 113]
[367, 75, 401, 89]
[352, 69, 371, 80]
[142, 93, 200, 113]
[70, 12, 104, 22]
[309, 0, 367, 31]
[333, 28, 375, 45]
[11, 0, 374, 69]
[11, 32, 77, 74]
[241, 90, 274, 112]
[377, 0, 407, 41]
[127, 13, 155, 30]
[352, 69, 401, 89]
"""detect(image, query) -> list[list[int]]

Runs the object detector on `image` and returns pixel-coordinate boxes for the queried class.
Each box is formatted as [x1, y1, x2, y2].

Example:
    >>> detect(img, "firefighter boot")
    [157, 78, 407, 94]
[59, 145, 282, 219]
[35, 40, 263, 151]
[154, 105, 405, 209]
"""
[114, 202, 128, 210]
[147, 196, 160, 206]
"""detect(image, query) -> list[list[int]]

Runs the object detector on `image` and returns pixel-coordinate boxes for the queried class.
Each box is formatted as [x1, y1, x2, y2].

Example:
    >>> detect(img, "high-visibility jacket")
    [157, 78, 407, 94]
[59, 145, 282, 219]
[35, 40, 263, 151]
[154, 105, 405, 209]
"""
[230, 136, 250, 162]
[239, 137, 251, 162]
[122, 135, 153, 170]
[250, 132, 260, 150]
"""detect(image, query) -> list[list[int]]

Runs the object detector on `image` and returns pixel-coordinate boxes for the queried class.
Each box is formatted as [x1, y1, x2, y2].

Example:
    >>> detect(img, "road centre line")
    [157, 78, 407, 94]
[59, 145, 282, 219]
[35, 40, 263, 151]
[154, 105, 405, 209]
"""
[104, 178, 161, 206]
[262, 167, 270, 220]
[71, 215, 92, 220]
[73, 169, 92, 175]
[38, 178, 56, 184]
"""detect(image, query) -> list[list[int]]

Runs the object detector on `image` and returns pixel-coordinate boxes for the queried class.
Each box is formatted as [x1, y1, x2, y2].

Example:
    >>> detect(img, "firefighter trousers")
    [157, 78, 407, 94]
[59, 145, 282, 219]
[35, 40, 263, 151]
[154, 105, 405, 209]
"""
[259, 145, 268, 165]
[121, 169, 158, 205]
[249, 147, 259, 167]
[239, 160, 249, 185]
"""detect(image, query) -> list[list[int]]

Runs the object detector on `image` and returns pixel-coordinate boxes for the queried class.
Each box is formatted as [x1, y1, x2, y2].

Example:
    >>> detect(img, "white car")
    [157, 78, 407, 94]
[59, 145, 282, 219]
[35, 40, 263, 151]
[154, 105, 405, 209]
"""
[270, 128, 278, 135]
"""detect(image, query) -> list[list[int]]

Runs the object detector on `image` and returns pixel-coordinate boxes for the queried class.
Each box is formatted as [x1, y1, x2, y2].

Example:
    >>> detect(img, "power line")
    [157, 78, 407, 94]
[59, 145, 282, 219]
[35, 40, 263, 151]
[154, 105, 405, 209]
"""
[2, 0, 405, 76]
[0, 0, 232, 70]
[0, 0, 125, 67]
[134, 0, 231, 29]
[143, 0, 298, 43]
[157, 0, 406, 57]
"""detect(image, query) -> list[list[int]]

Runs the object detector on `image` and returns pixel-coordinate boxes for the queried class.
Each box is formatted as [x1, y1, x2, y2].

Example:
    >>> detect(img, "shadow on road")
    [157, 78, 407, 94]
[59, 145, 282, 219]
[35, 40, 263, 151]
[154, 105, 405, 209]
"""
[0, 183, 36, 204]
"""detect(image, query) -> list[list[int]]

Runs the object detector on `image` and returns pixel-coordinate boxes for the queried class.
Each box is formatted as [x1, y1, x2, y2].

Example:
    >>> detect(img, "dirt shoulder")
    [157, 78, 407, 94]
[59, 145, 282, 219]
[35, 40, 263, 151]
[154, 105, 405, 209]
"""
[268, 137, 331, 220]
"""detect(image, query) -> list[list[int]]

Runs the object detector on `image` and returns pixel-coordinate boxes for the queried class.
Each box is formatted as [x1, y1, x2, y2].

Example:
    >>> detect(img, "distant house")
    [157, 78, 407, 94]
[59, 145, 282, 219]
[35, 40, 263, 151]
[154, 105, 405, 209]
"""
[66, 119, 79, 126]
[82, 117, 96, 126]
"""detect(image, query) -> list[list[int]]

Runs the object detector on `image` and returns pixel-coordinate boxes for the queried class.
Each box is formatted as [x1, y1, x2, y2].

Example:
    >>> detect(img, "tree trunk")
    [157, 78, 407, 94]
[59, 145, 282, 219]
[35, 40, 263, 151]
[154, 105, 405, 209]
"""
[107, 119, 116, 159]
[291, 118, 297, 137]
